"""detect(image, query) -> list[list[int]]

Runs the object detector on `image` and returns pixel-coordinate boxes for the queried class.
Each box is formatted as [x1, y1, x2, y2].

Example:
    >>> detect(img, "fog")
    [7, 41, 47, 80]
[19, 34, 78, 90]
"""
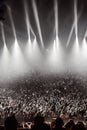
[0, 0, 87, 83]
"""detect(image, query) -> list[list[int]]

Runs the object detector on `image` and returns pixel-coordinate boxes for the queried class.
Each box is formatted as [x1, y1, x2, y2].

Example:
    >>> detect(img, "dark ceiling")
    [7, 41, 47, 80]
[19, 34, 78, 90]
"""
[0, 0, 87, 47]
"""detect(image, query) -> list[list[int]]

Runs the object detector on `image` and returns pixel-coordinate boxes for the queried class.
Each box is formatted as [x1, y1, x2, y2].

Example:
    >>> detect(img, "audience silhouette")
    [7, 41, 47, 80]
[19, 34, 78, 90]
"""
[3, 114, 87, 130]
[5, 115, 18, 130]
[65, 119, 74, 130]
[72, 121, 86, 130]
[52, 117, 67, 130]
[31, 115, 50, 130]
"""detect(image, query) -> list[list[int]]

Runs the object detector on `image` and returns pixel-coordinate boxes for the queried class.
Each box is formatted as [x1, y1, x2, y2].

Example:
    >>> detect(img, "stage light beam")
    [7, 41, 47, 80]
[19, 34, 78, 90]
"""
[24, 0, 30, 39]
[81, 38, 87, 60]
[74, 0, 78, 39]
[66, 0, 82, 47]
[7, 6, 17, 40]
[11, 39, 28, 75]
[54, 0, 58, 37]
[32, 0, 44, 48]
[0, 22, 6, 45]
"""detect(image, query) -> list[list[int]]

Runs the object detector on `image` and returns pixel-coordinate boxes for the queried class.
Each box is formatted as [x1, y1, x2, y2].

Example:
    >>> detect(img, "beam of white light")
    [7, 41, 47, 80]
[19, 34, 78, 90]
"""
[69, 36, 80, 72]
[56, 36, 60, 49]
[66, 0, 82, 47]
[25, 37, 43, 72]
[26, 37, 33, 59]
[72, 36, 80, 57]
[0, 44, 11, 78]
[47, 39, 64, 73]
[48, 40, 58, 70]
[32, 38, 42, 65]
[7, 6, 17, 39]
[24, 1, 36, 43]
[11, 39, 28, 75]
[78, 38, 87, 73]
[24, 0, 30, 38]
[1, 44, 10, 66]
[81, 38, 87, 61]
[0, 22, 12, 80]
[54, 0, 58, 37]
[25, 37, 33, 70]
[32, 0, 44, 48]
[74, 0, 78, 38]
[66, 23, 75, 47]
[30, 26, 36, 38]
[0, 22, 6, 45]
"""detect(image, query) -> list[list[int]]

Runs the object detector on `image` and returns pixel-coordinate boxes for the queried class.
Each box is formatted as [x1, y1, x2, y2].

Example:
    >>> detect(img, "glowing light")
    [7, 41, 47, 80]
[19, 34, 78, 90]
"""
[0, 44, 11, 78]
[30, 26, 36, 38]
[32, 0, 44, 48]
[77, 38, 87, 72]
[54, 0, 60, 49]
[66, 0, 79, 47]
[0, 22, 12, 80]
[25, 37, 33, 59]
[69, 0, 80, 71]
[69, 36, 80, 72]
[1, 44, 10, 65]
[81, 38, 87, 60]
[66, 23, 75, 47]
[47, 39, 64, 73]
[56, 36, 60, 49]
[54, 0, 58, 37]
[48, 40, 58, 70]
[7, 6, 17, 39]
[0, 22, 6, 45]
[11, 39, 28, 75]
[74, 0, 78, 39]
[24, 0, 30, 38]
[32, 38, 42, 63]
[72, 36, 79, 56]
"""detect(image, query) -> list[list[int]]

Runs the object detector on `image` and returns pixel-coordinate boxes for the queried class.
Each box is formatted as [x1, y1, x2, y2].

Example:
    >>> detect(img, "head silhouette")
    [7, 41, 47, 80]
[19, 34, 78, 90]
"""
[5, 115, 18, 130]
[55, 117, 64, 128]
[34, 115, 44, 125]
[72, 122, 86, 130]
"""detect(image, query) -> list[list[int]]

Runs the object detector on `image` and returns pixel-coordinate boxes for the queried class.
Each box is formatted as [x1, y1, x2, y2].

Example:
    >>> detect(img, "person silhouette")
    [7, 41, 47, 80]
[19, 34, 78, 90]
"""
[52, 117, 67, 130]
[5, 115, 18, 130]
[31, 115, 51, 130]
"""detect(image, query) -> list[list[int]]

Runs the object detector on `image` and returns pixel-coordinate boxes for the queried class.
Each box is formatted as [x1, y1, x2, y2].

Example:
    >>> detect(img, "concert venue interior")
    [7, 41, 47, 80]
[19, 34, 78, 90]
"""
[0, 0, 87, 129]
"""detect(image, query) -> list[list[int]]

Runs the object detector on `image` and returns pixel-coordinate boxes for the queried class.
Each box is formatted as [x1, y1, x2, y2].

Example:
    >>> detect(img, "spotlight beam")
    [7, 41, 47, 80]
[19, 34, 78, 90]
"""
[30, 26, 36, 38]
[32, 0, 44, 48]
[7, 6, 17, 40]
[66, 4, 83, 47]
[74, 0, 78, 38]
[24, 0, 30, 38]
[54, 0, 58, 37]
[0, 22, 6, 45]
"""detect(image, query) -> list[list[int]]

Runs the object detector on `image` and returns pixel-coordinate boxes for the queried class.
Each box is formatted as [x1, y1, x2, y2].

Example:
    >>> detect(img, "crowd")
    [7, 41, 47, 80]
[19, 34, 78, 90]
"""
[0, 73, 87, 125]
